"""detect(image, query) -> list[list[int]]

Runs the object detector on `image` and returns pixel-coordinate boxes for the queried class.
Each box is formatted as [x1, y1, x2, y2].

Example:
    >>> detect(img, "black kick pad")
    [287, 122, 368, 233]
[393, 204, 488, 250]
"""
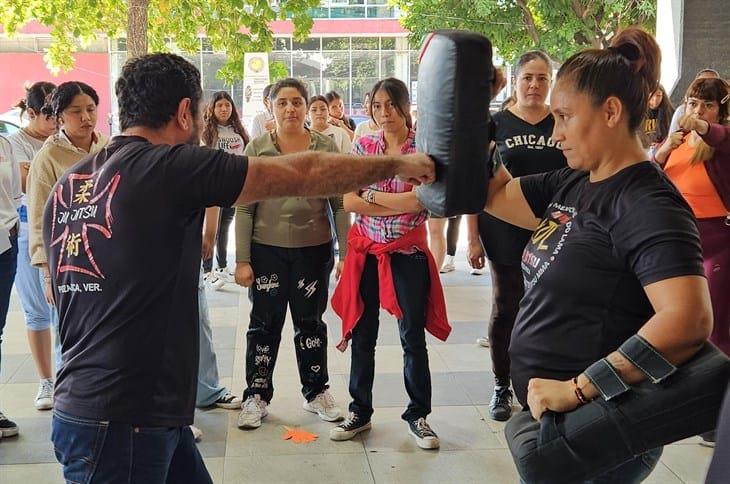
[415, 30, 495, 217]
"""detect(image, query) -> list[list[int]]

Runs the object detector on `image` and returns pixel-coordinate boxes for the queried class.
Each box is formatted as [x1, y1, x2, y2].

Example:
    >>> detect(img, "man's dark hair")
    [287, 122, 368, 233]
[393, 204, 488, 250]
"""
[41, 82, 99, 119]
[115, 53, 202, 131]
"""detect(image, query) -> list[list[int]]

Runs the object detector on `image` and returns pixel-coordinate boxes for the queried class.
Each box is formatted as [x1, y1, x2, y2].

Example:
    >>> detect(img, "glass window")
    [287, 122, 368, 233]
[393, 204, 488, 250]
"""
[330, 7, 365, 18]
[351, 51, 378, 79]
[367, 6, 395, 17]
[231, 80, 245, 114]
[307, 7, 329, 18]
[322, 37, 349, 50]
[380, 51, 396, 78]
[351, 37, 379, 50]
[293, 37, 320, 51]
[201, 53, 229, 98]
[381, 37, 395, 50]
[273, 37, 290, 51]
[322, 78, 351, 110]
[322, 51, 349, 98]
[293, 51, 324, 97]
[351, 77, 379, 115]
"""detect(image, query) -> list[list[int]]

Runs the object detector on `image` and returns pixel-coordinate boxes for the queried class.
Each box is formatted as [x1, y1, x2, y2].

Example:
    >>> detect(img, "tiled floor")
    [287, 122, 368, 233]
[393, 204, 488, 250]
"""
[0, 252, 714, 483]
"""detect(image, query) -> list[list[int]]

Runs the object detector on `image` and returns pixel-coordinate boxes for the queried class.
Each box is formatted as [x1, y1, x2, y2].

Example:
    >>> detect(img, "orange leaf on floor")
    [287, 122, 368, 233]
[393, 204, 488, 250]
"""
[281, 426, 318, 444]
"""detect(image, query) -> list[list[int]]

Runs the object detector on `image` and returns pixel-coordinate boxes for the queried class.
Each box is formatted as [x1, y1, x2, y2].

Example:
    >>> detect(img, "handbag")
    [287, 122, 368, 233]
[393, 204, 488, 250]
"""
[505, 342, 730, 483]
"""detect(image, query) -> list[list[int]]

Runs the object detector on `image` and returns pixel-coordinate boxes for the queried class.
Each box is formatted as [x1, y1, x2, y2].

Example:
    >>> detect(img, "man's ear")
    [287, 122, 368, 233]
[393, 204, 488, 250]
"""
[604, 96, 624, 129]
[176, 98, 192, 130]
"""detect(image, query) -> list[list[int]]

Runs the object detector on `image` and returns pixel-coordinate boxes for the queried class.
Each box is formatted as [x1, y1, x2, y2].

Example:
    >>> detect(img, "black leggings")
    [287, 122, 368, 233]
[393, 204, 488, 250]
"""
[487, 260, 524, 388]
[446, 216, 461, 257]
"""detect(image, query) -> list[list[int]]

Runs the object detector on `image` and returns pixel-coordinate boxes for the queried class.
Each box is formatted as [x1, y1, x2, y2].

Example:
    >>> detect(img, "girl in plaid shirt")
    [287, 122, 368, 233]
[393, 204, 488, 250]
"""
[330, 78, 448, 450]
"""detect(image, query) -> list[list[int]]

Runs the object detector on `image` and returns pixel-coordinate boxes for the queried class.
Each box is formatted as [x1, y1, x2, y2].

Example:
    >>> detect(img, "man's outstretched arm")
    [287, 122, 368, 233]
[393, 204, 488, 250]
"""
[234, 151, 434, 206]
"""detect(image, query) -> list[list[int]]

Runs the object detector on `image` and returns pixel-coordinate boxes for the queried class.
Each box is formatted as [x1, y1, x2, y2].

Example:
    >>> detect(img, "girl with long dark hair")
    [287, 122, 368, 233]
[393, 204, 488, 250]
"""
[329, 77, 450, 449]
[200, 91, 250, 288]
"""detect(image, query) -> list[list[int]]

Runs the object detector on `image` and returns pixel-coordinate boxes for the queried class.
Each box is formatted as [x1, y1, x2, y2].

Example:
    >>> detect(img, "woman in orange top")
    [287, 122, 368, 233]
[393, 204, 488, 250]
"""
[655, 77, 730, 357]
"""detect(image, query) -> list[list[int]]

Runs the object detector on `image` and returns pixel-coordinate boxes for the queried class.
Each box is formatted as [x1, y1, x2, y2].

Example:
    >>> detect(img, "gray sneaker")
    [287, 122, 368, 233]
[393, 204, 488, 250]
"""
[237, 395, 268, 429]
[303, 390, 343, 422]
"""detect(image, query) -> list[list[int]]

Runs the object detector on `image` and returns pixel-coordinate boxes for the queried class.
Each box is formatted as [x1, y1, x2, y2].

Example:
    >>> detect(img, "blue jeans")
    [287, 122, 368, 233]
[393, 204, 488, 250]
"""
[15, 217, 62, 371]
[0, 232, 18, 375]
[52, 409, 213, 484]
[196, 268, 227, 407]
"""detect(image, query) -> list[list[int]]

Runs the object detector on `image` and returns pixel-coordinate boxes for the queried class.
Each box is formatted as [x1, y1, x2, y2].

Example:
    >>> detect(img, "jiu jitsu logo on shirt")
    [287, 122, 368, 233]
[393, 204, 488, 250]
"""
[49, 171, 121, 279]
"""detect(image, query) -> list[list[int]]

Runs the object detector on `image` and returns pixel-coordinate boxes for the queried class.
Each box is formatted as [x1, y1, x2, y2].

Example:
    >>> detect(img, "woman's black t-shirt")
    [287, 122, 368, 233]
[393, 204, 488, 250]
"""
[509, 162, 704, 406]
[479, 110, 567, 265]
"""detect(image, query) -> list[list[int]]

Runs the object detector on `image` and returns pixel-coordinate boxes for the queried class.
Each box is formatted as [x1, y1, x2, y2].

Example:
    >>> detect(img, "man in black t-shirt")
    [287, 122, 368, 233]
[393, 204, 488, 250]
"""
[45, 54, 434, 484]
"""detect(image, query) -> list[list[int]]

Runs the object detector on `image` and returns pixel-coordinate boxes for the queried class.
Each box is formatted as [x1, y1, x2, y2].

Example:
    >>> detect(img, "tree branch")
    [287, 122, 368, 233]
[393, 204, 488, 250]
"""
[514, 0, 540, 45]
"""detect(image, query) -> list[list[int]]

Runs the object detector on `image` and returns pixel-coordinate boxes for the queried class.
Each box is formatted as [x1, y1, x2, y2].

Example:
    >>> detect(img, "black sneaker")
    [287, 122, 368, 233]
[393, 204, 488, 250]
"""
[0, 411, 19, 438]
[489, 387, 513, 422]
[408, 417, 440, 449]
[213, 391, 243, 410]
[329, 412, 371, 441]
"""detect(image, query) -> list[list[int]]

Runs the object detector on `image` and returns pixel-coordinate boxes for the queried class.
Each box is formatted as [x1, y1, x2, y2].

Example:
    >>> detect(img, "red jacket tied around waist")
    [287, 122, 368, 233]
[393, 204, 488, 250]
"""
[331, 223, 451, 351]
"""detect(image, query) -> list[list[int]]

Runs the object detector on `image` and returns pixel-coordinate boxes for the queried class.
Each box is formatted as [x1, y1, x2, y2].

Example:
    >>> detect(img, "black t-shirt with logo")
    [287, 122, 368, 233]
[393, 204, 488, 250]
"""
[509, 162, 704, 406]
[479, 110, 567, 265]
[44, 136, 248, 426]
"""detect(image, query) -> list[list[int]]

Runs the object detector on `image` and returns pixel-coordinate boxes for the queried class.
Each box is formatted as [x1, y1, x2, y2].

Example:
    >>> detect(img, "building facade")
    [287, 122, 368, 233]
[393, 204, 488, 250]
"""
[1, 2, 418, 134]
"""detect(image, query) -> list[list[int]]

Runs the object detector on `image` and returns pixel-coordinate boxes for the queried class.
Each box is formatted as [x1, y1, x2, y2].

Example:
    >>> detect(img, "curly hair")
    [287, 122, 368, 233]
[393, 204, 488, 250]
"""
[41, 81, 99, 120]
[201, 91, 250, 148]
[115, 53, 202, 131]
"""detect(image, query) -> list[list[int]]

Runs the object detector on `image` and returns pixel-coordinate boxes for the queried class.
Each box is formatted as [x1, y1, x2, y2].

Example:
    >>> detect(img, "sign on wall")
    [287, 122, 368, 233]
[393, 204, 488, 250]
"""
[242, 53, 271, 116]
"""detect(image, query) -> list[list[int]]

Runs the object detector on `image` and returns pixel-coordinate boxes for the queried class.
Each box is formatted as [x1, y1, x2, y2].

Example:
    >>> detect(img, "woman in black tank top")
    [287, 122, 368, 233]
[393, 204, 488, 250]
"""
[466, 50, 567, 422]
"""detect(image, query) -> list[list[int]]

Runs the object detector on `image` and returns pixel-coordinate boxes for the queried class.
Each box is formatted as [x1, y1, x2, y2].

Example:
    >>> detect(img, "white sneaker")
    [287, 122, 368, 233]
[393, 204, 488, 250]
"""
[214, 267, 233, 284]
[303, 389, 343, 422]
[470, 267, 485, 275]
[439, 256, 456, 274]
[203, 272, 225, 291]
[237, 395, 268, 429]
[189, 425, 203, 441]
[34, 379, 54, 411]
[476, 336, 490, 348]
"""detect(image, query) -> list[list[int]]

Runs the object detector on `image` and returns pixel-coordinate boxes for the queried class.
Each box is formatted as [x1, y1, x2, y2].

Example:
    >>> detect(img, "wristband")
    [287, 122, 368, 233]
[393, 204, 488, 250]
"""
[572, 377, 590, 405]
[617, 334, 676, 383]
[364, 189, 376, 204]
[584, 358, 630, 401]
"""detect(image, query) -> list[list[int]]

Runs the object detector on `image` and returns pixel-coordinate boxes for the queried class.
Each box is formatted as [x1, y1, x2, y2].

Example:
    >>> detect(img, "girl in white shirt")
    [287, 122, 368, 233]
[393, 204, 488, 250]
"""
[308, 95, 352, 153]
